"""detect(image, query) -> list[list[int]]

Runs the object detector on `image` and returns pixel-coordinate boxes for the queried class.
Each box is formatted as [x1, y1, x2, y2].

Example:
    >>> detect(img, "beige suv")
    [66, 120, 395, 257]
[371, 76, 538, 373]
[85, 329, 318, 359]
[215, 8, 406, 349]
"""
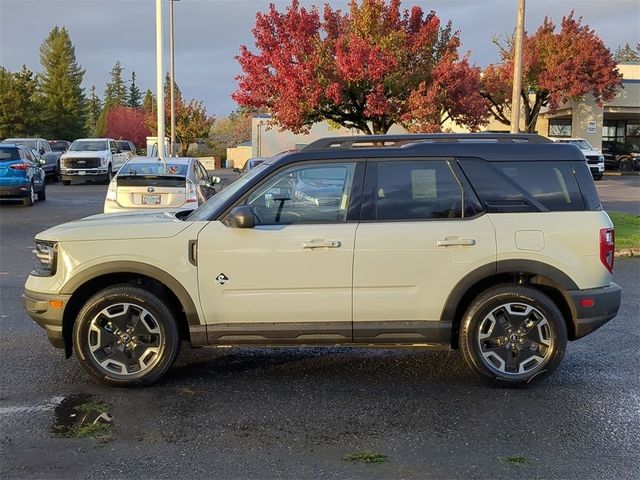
[23, 134, 621, 387]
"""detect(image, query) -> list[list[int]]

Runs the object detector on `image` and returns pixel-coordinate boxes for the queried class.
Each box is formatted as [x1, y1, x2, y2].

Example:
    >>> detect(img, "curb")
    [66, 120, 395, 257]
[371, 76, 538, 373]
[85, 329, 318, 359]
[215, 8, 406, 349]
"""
[604, 171, 640, 176]
[615, 248, 640, 258]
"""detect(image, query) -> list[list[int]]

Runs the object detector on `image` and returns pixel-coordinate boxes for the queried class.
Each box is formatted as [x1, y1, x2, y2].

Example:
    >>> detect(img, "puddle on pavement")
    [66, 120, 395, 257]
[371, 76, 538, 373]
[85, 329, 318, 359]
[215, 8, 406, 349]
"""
[51, 394, 114, 439]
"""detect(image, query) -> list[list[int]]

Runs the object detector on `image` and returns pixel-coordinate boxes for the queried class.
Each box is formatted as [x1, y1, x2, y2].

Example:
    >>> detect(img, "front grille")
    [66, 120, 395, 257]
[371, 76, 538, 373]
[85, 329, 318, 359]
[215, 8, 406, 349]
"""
[585, 155, 601, 165]
[64, 158, 101, 168]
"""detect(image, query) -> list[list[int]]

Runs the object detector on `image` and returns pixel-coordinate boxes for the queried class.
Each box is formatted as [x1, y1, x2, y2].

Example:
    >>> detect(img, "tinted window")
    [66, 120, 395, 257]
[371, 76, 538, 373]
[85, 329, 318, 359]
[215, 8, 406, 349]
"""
[0, 147, 20, 160]
[120, 162, 188, 177]
[118, 141, 132, 151]
[461, 159, 584, 212]
[368, 160, 465, 221]
[244, 162, 356, 224]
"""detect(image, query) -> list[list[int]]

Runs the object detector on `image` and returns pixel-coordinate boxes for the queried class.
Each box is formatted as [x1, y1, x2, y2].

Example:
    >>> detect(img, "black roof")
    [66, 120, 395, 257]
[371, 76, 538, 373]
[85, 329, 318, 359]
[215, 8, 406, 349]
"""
[276, 134, 584, 164]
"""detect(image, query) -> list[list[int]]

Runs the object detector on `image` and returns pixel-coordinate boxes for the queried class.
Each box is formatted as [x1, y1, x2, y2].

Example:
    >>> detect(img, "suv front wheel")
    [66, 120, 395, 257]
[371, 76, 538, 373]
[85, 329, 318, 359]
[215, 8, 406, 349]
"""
[460, 285, 567, 386]
[73, 285, 180, 386]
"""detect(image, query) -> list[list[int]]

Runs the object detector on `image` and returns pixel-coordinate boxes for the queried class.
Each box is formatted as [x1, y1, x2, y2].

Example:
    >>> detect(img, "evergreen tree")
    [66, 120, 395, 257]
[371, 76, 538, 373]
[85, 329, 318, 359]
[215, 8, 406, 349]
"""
[0, 66, 42, 137]
[127, 71, 142, 108]
[142, 89, 155, 112]
[38, 26, 86, 139]
[614, 42, 640, 62]
[103, 60, 127, 108]
[85, 84, 102, 136]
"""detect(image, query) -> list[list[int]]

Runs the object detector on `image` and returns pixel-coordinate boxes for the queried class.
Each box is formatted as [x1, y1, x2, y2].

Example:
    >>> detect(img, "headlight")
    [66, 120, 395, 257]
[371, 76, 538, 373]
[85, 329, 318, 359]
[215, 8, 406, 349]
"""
[32, 241, 57, 277]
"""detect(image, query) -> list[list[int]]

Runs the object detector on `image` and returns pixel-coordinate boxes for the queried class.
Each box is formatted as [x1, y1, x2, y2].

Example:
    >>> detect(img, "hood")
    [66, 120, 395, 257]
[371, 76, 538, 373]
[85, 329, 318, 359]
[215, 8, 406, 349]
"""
[62, 150, 110, 158]
[578, 147, 602, 157]
[36, 211, 192, 242]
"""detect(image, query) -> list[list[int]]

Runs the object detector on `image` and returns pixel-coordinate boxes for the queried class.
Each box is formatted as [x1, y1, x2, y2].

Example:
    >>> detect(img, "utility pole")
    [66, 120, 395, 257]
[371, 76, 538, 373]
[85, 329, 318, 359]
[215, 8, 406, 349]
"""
[156, 0, 165, 162]
[510, 0, 526, 133]
[169, 0, 179, 157]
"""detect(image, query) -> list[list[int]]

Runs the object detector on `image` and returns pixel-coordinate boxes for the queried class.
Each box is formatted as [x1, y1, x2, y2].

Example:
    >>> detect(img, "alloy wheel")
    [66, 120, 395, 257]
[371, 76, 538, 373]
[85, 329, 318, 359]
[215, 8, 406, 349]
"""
[476, 302, 553, 375]
[87, 302, 164, 376]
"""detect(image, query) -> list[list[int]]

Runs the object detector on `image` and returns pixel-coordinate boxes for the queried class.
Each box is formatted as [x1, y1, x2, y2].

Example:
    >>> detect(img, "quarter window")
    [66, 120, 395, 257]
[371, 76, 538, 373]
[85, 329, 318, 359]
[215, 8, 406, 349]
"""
[243, 162, 356, 225]
[368, 160, 465, 221]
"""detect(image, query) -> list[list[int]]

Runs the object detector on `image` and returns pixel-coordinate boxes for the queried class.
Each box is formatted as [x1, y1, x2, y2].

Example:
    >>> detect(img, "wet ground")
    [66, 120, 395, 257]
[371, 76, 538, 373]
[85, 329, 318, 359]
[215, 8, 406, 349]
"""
[0, 178, 639, 479]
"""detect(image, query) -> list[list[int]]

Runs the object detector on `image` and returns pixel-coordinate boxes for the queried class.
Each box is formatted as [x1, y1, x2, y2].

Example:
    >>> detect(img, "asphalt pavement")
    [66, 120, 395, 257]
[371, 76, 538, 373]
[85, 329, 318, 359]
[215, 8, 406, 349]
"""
[0, 180, 639, 479]
[598, 175, 640, 215]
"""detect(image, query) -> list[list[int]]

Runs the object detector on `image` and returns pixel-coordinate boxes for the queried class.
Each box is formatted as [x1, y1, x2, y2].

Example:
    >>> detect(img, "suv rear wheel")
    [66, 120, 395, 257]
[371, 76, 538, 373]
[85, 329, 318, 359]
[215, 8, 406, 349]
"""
[73, 285, 180, 386]
[460, 285, 567, 386]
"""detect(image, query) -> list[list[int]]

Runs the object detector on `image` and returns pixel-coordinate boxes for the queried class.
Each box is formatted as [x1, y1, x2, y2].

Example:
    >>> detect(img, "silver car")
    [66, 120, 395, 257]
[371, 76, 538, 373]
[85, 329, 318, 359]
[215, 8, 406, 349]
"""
[104, 156, 220, 213]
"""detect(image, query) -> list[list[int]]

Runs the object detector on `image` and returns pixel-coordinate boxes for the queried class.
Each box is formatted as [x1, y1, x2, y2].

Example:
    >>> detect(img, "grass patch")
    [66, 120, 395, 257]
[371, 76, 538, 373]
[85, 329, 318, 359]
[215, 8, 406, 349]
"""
[344, 451, 388, 464]
[498, 455, 530, 466]
[609, 212, 640, 249]
[73, 402, 109, 414]
[73, 422, 112, 439]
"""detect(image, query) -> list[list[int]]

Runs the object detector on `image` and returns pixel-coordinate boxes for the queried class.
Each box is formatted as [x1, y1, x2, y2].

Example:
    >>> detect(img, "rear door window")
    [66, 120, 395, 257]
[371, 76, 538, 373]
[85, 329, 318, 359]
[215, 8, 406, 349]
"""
[460, 159, 585, 212]
[362, 159, 471, 221]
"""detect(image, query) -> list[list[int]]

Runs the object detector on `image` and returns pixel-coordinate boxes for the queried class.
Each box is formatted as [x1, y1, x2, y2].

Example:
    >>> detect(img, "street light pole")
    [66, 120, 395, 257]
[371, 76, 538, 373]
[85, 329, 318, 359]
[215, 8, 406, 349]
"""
[510, 0, 526, 133]
[155, 0, 165, 162]
[169, 0, 179, 157]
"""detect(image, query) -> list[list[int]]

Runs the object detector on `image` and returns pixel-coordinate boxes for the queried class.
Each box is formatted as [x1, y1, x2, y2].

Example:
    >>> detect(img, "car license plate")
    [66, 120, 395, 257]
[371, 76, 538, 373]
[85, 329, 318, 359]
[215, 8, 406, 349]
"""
[142, 194, 161, 205]
[78, 171, 86, 175]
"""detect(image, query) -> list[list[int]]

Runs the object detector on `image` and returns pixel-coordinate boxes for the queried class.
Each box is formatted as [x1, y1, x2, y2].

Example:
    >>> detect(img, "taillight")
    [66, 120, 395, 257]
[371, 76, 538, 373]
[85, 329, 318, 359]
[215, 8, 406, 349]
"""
[186, 179, 197, 203]
[599, 228, 615, 273]
[9, 162, 28, 171]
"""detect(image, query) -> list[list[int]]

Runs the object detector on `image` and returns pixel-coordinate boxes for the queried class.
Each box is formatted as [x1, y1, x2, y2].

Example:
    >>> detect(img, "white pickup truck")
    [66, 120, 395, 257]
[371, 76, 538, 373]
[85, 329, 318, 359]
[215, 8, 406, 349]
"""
[60, 138, 128, 185]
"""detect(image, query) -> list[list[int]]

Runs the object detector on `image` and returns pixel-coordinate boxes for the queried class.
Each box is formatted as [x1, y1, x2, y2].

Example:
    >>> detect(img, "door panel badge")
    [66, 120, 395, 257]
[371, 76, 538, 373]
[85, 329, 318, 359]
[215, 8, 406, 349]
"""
[216, 273, 229, 285]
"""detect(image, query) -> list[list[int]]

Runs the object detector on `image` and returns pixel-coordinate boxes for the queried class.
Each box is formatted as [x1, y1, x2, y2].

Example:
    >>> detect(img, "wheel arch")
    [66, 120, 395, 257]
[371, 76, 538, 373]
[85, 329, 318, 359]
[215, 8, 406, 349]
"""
[443, 260, 577, 348]
[60, 262, 204, 357]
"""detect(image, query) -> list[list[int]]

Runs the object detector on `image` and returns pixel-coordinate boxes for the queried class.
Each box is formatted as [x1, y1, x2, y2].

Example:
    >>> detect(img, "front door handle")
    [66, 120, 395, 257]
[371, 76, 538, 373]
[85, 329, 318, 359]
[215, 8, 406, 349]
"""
[302, 239, 342, 249]
[436, 238, 476, 247]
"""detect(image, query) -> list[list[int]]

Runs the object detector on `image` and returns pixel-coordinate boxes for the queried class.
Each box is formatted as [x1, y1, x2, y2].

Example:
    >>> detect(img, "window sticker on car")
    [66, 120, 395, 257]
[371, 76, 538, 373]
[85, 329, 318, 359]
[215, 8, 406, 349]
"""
[411, 169, 437, 199]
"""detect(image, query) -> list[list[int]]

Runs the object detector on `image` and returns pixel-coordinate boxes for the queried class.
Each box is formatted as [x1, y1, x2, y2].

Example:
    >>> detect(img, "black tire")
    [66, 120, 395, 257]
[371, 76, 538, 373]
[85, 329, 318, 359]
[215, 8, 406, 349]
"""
[593, 174, 603, 181]
[22, 183, 35, 206]
[53, 161, 61, 182]
[460, 285, 567, 386]
[619, 157, 634, 172]
[37, 183, 46, 201]
[73, 285, 180, 387]
[62, 180, 71, 186]
[105, 164, 113, 184]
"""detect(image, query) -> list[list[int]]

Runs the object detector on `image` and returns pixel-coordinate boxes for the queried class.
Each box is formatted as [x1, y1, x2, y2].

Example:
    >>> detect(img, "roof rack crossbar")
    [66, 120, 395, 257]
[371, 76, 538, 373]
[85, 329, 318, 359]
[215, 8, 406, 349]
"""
[301, 133, 552, 151]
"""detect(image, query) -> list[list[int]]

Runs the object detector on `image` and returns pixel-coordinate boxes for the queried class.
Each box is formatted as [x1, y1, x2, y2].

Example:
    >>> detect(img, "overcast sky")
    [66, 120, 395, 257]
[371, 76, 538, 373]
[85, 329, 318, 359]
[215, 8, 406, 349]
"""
[0, 0, 638, 118]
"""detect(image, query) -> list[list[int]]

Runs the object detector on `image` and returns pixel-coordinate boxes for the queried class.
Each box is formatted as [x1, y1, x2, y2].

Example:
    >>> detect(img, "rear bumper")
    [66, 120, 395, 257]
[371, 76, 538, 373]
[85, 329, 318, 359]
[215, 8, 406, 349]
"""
[22, 289, 71, 349]
[0, 183, 30, 198]
[567, 282, 622, 339]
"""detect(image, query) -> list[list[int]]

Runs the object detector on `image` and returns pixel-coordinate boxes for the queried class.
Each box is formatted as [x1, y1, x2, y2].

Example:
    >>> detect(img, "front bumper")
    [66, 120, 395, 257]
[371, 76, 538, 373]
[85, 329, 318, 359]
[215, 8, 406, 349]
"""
[567, 282, 621, 339]
[22, 289, 71, 349]
[61, 168, 108, 180]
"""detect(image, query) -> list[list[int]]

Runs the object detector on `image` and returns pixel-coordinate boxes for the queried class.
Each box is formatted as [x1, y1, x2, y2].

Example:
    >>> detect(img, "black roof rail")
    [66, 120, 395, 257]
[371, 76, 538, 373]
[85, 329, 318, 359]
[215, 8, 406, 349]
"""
[301, 133, 553, 151]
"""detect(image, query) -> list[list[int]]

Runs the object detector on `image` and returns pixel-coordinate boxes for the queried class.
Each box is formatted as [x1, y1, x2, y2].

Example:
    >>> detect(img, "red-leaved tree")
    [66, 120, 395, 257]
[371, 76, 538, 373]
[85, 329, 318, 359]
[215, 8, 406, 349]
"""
[482, 11, 623, 132]
[105, 106, 150, 149]
[234, 0, 489, 134]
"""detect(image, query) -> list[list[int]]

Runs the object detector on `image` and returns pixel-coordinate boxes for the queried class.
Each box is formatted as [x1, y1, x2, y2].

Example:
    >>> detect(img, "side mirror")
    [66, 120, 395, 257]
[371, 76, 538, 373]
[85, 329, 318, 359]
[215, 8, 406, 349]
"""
[228, 205, 255, 229]
[209, 175, 221, 185]
[39, 148, 45, 155]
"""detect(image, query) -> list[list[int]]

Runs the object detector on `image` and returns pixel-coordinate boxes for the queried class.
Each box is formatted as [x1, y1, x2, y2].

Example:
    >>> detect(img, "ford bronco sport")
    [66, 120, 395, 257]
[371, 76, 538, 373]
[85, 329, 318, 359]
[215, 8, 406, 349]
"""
[23, 134, 621, 387]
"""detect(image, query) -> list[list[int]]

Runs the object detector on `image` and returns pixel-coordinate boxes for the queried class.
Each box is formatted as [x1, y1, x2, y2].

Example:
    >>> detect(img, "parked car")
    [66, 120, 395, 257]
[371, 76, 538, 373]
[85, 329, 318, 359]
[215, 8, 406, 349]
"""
[1, 137, 59, 179]
[49, 140, 71, 153]
[59, 138, 128, 185]
[0, 144, 46, 206]
[24, 133, 621, 387]
[104, 156, 220, 213]
[550, 137, 605, 180]
[117, 140, 137, 160]
[602, 140, 640, 171]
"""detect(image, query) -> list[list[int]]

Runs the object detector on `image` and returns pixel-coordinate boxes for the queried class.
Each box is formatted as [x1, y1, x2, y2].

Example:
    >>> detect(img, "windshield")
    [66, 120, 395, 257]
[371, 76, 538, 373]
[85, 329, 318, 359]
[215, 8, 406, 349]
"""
[3, 139, 36, 149]
[69, 140, 108, 152]
[187, 163, 268, 221]
[120, 162, 188, 177]
[558, 139, 593, 150]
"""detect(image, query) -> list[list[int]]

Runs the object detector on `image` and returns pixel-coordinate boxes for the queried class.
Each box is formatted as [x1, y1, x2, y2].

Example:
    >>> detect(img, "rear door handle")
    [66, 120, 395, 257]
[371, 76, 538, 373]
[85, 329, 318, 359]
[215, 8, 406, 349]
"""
[302, 239, 342, 249]
[436, 238, 476, 247]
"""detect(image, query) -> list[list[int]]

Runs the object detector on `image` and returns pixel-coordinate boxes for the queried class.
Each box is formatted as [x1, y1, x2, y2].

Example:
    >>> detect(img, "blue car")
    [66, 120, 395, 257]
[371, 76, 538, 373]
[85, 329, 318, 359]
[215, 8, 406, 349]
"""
[0, 144, 46, 206]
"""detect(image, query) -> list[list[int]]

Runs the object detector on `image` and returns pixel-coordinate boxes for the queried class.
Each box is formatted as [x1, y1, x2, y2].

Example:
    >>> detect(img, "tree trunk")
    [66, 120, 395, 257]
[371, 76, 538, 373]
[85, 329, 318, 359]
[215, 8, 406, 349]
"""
[180, 141, 189, 157]
[371, 118, 391, 135]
